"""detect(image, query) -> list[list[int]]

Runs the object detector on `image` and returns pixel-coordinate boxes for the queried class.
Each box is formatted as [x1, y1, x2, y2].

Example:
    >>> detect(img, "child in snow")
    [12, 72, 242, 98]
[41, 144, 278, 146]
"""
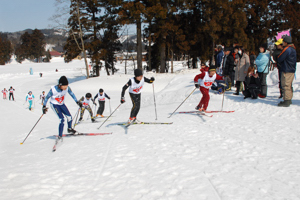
[121, 69, 155, 123]
[200, 63, 209, 73]
[40, 91, 46, 105]
[194, 66, 224, 112]
[78, 93, 96, 122]
[2, 88, 8, 99]
[25, 91, 35, 111]
[94, 88, 110, 118]
[8, 86, 15, 101]
[42, 76, 81, 138]
[243, 66, 261, 99]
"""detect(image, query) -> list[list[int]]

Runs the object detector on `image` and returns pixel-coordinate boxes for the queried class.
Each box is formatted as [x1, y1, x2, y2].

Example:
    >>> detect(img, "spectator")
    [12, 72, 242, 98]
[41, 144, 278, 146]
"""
[272, 38, 284, 98]
[222, 47, 235, 91]
[277, 36, 297, 107]
[216, 45, 224, 69]
[234, 46, 250, 95]
[249, 51, 256, 67]
[243, 66, 260, 99]
[255, 43, 271, 98]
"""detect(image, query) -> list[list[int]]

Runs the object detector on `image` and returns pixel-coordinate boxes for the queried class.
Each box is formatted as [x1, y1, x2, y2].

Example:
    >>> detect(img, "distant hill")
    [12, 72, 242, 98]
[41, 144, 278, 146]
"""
[4, 29, 68, 48]
[2, 28, 143, 51]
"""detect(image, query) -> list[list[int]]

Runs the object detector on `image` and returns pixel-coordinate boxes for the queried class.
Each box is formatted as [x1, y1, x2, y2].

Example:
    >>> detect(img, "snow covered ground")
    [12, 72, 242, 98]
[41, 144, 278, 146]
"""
[1, 57, 300, 200]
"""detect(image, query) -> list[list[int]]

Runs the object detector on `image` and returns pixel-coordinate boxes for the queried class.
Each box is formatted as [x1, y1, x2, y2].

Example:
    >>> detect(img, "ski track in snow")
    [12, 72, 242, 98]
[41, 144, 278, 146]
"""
[1, 58, 300, 200]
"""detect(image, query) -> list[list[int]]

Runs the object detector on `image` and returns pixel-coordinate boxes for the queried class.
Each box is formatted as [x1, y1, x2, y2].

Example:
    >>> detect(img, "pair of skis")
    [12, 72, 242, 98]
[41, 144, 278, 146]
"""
[119, 121, 173, 128]
[178, 110, 234, 117]
[52, 132, 112, 152]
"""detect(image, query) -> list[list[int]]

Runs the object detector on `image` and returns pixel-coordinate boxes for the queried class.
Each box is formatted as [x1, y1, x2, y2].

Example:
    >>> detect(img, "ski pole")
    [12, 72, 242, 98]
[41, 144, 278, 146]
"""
[97, 103, 122, 129]
[109, 99, 112, 115]
[93, 103, 97, 117]
[168, 87, 197, 118]
[152, 84, 158, 120]
[220, 83, 227, 111]
[20, 114, 44, 144]
[73, 108, 81, 128]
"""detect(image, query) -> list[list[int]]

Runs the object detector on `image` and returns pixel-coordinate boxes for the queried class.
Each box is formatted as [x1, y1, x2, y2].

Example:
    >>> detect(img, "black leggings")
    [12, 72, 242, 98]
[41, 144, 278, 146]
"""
[129, 93, 141, 118]
[9, 93, 14, 101]
[97, 101, 105, 115]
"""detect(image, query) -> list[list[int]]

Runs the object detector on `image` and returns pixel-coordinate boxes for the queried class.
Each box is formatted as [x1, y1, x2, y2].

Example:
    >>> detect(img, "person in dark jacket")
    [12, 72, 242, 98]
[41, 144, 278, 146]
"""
[222, 47, 235, 91]
[249, 51, 256, 67]
[272, 38, 284, 98]
[243, 66, 261, 99]
[216, 45, 224, 68]
[277, 36, 297, 107]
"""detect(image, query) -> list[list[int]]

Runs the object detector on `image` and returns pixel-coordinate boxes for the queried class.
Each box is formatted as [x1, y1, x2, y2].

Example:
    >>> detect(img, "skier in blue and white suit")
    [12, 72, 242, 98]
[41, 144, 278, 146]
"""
[25, 91, 35, 111]
[42, 76, 81, 138]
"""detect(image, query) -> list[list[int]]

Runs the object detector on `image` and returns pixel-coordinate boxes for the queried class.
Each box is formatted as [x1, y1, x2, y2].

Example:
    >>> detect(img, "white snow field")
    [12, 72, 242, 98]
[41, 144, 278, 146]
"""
[0, 57, 300, 200]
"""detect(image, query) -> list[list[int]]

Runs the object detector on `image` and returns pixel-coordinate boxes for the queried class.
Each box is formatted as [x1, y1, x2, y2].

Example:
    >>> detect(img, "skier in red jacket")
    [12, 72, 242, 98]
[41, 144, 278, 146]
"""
[194, 65, 223, 112]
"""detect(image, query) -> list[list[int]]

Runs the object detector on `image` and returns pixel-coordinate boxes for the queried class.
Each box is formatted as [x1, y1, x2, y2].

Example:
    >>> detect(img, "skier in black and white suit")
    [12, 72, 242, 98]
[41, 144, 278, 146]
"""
[121, 69, 155, 123]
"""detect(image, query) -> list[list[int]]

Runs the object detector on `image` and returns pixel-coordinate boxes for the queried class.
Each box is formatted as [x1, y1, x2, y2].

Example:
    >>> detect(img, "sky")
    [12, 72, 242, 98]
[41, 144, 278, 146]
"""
[0, 0, 58, 32]
[0, 0, 136, 34]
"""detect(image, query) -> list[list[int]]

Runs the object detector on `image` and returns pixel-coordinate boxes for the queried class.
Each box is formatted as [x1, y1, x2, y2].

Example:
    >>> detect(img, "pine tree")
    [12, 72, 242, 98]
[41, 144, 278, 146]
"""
[31, 29, 46, 62]
[15, 32, 31, 63]
[118, 0, 147, 71]
[0, 35, 13, 65]
[65, 0, 90, 78]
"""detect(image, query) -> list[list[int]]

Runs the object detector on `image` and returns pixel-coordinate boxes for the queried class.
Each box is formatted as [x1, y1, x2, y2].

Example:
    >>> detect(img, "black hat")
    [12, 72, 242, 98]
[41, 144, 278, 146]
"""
[99, 88, 104, 93]
[134, 69, 143, 77]
[86, 93, 92, 98]
[209, 65, 217, 71]
[224, 47, 233, 52]
[58, 76, 68, 86]
[283, 36, 292, 44]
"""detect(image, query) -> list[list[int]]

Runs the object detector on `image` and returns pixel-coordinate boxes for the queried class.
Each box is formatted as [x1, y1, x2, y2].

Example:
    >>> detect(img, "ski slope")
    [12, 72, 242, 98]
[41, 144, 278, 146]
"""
[1, 57, 300, 200]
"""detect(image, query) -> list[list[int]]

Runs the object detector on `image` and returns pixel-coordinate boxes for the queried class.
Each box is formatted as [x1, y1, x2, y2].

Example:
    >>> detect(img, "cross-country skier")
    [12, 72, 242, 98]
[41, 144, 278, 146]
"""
[2, 88, 7, 99]
[194, 66, 224, 112]
[8, 86, 15, 101]
[40, 91, 46, 105]
[25, 91, 35, 111]
[200, 63, 209, 73]
[78, 93, 96, 122]
[94, 88, 110, 118]
[42, 76, 81, 139]
[121, 68, 155, 123]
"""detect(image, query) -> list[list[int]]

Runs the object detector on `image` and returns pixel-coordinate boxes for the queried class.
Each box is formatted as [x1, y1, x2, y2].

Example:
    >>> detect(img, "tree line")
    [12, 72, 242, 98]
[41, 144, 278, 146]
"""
[63, 0, 299, 76]
[0, 0, 299, 75]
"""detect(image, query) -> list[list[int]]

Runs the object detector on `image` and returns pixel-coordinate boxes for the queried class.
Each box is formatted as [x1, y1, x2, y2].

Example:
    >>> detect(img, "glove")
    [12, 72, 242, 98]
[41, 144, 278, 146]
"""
[195, 83, 200, 88]
[42, 106, 48, 114]
[77, 101, 82, 107]
[120, 97, 125, 104]
[150, 77, 155, 82]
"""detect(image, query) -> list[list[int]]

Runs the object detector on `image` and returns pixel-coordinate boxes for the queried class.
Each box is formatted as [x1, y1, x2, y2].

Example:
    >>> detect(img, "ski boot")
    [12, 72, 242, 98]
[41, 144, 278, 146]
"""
[91, 117, 96, 123]
[67, 128, 78, 135]
[134, 118, 142, 124]
[127, 117, 136, 124]
[78, 117, 83, 121]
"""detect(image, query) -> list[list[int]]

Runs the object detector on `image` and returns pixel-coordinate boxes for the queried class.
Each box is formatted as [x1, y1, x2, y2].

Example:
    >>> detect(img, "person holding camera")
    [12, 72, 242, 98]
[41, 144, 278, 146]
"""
[243, 66, 261, 99]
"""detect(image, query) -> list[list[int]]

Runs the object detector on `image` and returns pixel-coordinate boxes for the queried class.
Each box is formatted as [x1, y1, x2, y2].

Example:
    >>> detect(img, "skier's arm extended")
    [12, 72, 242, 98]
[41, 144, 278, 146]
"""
[67, 86, 78, 102]
[121, 79, 132, 98]
[43, 89, 53, 106]
[144, 77, 155, 83]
